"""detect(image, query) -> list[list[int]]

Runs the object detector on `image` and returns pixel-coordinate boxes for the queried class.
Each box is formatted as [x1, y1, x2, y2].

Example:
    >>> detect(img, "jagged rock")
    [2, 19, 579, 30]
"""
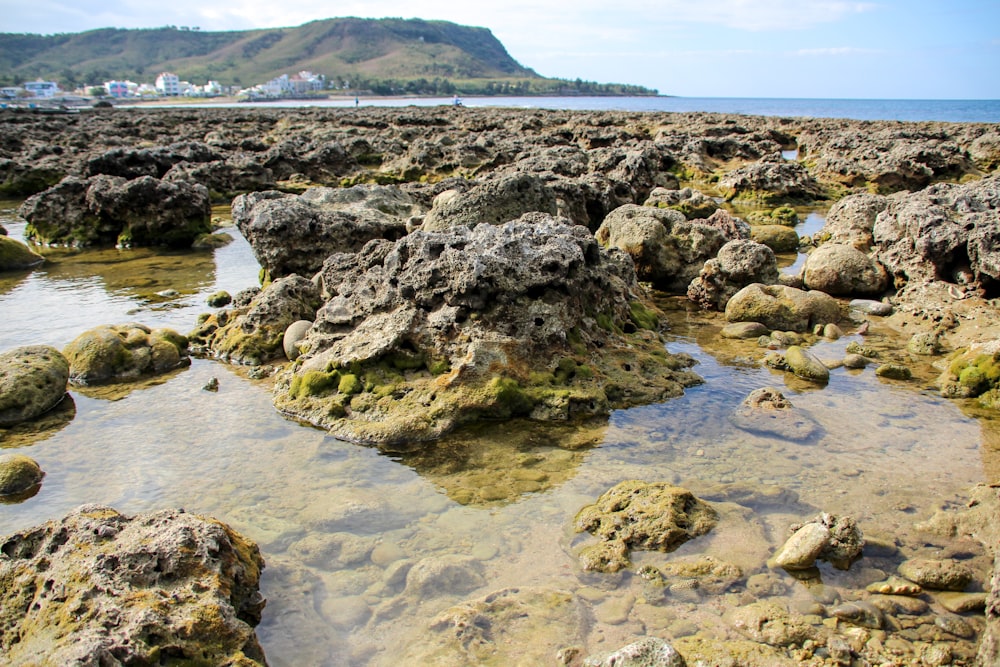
[0, 345, 69, 427]
[189, 275, 322, 366]
[272, 215, 700, 445]
[422, 172, 558, 231]
[63, 323, 190, 385]
[718, 153, 823, 204]
[0, 236, 44, 272]
[595, 204, 730, 292]
[725, 283, 842, 332]
[802, 243, 888, 296]
[729, 386, 821, 442]
[819, 193, 891, 249]
[19, 174, 211, 247]
[687, 239, 778, 310]
[0, 505, 267, 666]
[574, 480, 718, 572]
[232, 185, 414, 279]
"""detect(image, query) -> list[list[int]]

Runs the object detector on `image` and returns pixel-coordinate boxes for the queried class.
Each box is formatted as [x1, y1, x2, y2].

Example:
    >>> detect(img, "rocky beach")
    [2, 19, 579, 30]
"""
[1, 104, 999, 666]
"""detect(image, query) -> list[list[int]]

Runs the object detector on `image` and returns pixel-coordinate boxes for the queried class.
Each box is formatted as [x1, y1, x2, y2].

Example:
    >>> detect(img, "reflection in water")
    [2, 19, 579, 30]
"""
[0, 200, 993, 665]
[0, 394, 76, 449]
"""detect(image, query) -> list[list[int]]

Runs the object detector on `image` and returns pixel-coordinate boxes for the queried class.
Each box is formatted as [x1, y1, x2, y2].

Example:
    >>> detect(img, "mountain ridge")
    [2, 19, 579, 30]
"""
[0, 18, 657, 96]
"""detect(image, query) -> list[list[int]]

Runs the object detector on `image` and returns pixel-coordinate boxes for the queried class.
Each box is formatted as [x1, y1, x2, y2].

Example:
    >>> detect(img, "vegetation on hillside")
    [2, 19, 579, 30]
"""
[0, 18, 658, 96]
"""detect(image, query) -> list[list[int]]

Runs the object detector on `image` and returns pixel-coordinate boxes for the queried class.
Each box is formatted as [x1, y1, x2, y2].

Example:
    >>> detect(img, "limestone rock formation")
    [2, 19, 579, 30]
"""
[19, 174, 211, 247]
[273, 215, 700, 445]
[62, 323, 190, 385]
[0, 505, 267, 666]
[644, 186, 719, 219]
[574, 480, 718, 572]
[421, 172, 558, 231]
[718, 153, 823, 204]
[232, 185, 414, 280]
[0, 345, 69, 427]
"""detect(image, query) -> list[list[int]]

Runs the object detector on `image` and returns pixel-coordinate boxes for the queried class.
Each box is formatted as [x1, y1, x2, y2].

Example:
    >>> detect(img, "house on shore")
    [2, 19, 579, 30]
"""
[155, 73, 181, 96]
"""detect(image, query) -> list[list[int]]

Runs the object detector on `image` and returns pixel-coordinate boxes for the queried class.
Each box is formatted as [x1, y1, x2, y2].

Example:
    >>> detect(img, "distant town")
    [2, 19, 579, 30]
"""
[1, 70, 329, 105]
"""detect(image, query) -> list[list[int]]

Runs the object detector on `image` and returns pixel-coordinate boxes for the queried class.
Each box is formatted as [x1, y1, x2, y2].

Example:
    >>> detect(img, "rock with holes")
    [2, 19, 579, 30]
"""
[421, 172, 558, 231]
[272, 214, 701, 446]
[0, 345, 69, 427]
[0, 504, 267, 666]
[687, 239, 779, 310]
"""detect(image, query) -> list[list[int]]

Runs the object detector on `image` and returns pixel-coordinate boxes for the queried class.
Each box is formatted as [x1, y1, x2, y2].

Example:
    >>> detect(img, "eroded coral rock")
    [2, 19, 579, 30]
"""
[0, 504, 267, 666]
[0, 345, 68, 426]
[63, 323, 190, 385]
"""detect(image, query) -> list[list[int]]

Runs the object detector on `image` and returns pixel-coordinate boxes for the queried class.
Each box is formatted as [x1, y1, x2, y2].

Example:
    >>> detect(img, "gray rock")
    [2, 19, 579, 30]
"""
[644, 186, 719, 220]
[774, 522, 830, 570]
[0, 505, 267, 666]
[19, 174, 211, 247]
[907, 331, 943, 355]
[584, 637, 687, 667]
[0, 345, 69, 426]
[725, 283, 841, 332]
[595, 204, 730, 292]
[775, 513, 863, 571]
[687, 239, 779, 310]
[898, 558, 974, 591]
[233, 185, 413, 279]
[803, 243, 888, 296]
[718, 153, 823, 204]
[842, 353, 871, 369]
[422, 172, 557, 231]
[820, 193, 890, 248]
[849, 298, 893, 316]
[283, 320, 313, 361]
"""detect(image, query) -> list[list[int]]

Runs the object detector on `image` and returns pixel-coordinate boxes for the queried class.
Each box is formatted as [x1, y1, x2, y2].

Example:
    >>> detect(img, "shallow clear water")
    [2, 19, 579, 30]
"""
[0, 201, 992, 665]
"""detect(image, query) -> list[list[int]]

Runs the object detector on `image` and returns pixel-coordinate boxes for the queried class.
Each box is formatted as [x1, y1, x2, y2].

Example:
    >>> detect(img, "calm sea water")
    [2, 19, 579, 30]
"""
[167, 95, 1000, 123]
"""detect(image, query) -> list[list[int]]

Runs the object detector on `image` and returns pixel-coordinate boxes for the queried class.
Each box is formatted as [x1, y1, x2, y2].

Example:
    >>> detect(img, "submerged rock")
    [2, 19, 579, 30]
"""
[63, 323, 190, 385]
[774, 513, 863, 570]
[729, 387, 821, 442]
[584, 637, 687, 667]
[0, 504, 267, 666]
[898, 558, 974, 591]
[0, 345, 69, 427]
[273, 215, 700, 445]
[574, 480, 718, 572]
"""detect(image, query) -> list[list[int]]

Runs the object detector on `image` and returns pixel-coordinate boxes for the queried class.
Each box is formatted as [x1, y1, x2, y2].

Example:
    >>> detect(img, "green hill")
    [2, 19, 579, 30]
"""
[0, 18, 657, 96]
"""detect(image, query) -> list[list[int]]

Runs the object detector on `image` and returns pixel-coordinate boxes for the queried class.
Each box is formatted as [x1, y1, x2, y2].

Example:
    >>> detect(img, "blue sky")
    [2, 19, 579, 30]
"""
[2, 0, 998, 98]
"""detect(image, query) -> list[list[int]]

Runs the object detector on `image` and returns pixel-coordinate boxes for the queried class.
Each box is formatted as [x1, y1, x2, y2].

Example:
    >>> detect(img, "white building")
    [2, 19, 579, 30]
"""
[260, 74, 292, 97]
[23, 80, 60, 98]
[155, 72, 181, 96]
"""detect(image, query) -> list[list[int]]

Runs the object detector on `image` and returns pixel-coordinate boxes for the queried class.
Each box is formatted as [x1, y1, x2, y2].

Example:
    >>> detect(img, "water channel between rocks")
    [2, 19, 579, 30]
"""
[0, 200, 993, 665]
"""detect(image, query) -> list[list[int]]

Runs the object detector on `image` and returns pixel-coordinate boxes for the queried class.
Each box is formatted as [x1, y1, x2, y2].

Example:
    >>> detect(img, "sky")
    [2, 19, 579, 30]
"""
[2, 0, 998, 99]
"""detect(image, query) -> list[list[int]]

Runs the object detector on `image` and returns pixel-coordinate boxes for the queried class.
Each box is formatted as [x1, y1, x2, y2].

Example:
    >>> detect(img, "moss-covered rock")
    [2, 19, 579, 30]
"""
[0, 453, 44, 497]
[574, 480, 718, 572]
[274, 215, 701, 446]
[0, 505, 267, 665]
[939, 343, 1000, 404]
[63, 323, 189, 385]
[725, 283, 842, 332]
[0, 236, 44, 272]
[0, 345, 69, 427]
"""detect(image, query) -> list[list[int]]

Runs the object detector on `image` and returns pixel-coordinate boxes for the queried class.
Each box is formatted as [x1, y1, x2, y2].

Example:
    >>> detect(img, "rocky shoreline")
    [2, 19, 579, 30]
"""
[1, 105, 999, 665]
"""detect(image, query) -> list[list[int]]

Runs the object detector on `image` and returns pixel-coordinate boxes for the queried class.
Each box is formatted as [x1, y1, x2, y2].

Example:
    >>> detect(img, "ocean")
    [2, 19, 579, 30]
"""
[174, 95, 1000, 123]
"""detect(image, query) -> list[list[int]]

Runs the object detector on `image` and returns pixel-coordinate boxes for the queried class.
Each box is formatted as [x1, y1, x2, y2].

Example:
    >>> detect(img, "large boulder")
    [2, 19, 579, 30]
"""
[725, 283, 842, 332]
[232, 185, 413, 280]
[62, 323, 190, 385]
[574, 480, 718, 573]
[421, 172, 558, 231]
[273, 214, 700, 446]
[870, 175, 1000, 291]
[718, 153, 823, 204]
[0, 505, 267, 666]
[819, 192, 891, 249]
[0, 345, 69, 427]
[19, 175, 211, 247]
[802, 243, 889, 296]
[595, 204, 732, 292]
[687, 239, 778, 310]
[189, 274, 322, 366]
[0, 236, 44, 272]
